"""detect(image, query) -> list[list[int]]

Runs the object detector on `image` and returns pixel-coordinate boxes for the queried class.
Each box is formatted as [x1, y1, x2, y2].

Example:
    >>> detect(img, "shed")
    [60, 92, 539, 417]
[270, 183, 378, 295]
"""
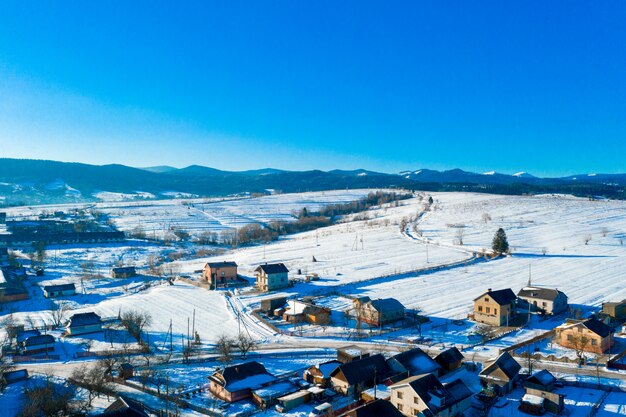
[23, 334, 55, 354]
[119, 363, 135, 380]
[2, 369, 29, 385]
[252, 381, 299, 409]
[261, 296, 287, 315]
[43, 283, 76, 298]
[112, 267, 137, 278]
[435, 347, 464, 373]
[276, 389, 310, 411]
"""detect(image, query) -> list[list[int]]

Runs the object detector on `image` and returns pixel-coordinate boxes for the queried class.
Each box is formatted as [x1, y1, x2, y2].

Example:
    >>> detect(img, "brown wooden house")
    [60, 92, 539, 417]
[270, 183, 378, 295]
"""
[203, 261, 238, 288]
[208, 362, 277, 402]
[555, 318, 614, 354]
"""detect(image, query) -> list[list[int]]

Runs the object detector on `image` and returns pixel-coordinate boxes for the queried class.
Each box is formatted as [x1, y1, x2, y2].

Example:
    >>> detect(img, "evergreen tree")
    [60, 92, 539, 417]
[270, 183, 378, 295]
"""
[428, 196, 434, 205]
[492, 228, 509, 255]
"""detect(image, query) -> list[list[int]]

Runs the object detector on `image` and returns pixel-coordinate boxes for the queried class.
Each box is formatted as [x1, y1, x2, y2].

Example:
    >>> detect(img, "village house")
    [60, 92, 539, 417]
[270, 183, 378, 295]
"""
[521, 369, 565, 415]
[208, 361, 277, 402]
[555, 318, 614, 354]
[387, 347, 442, 378]
[434, 347, 465, 374]
[479, 351, 521, 394]
[65, 312, 103, 336]
[517, 286, 568, 315]
[43, 283, 76, 298]
[22, 334, 55, 355]
[282, 299, 331, 325]
[111, 266, 137, 278]
[202, 261, 238, 288]
[255, 263, 290, 291]
[357, 298, 405, 327]
[343, 399, 405, 417]
[97, 396, 150, 417]
[473, 288, 518, 326]
[389, 373, 473, 417]
[0, 267, 29, 303]
[601, 300, 626, 323]
[329, 353, 391, 396]
[303, 360, 342, 387]
[16, 329, 40, 347]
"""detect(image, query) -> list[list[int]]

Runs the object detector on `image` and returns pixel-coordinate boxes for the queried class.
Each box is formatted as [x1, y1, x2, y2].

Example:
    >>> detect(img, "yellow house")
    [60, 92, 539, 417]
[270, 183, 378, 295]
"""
[473, 288, 517, 326]
[555, 318, 614, 354]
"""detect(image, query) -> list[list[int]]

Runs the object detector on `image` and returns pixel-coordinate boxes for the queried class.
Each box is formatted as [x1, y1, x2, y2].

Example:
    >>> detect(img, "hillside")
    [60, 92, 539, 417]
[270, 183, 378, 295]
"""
[0, 158, 624, 206]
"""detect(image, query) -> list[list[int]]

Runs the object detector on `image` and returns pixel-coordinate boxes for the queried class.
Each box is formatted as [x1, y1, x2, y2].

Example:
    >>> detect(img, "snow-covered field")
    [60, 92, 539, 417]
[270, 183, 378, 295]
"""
[3, 190, 626, 416]
[97, 190, 374, 240]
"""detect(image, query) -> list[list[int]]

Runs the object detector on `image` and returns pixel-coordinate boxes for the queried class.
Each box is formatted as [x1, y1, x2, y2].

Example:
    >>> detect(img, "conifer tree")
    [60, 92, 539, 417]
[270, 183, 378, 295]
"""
[492, 228, 509, 255]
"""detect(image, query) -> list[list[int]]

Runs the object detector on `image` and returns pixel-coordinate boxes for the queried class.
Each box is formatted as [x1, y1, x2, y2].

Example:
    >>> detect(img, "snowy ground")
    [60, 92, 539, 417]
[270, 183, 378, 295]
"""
[490, 386, 626, 417]
[3, 191, 626, 416]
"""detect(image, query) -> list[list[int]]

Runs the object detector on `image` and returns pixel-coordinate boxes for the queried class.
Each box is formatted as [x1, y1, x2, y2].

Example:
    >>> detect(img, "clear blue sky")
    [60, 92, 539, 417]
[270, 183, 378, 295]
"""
[0, 1, 624, 176]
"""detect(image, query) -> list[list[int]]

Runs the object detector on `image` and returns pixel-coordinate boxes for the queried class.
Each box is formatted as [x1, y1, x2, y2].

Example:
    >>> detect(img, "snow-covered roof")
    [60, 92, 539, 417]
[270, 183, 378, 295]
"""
[518, 286, 566, 301]
[283, 300, 309, 316]
[522, 394, 545, 406]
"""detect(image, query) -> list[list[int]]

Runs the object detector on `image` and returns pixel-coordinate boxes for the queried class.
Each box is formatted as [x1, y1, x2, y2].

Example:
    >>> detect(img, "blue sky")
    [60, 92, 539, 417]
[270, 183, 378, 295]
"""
[0, 1, 624, 176]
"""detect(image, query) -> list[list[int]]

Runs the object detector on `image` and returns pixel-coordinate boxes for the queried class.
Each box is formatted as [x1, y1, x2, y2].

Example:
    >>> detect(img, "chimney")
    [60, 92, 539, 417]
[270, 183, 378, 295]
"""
[488, 288, 492, 292]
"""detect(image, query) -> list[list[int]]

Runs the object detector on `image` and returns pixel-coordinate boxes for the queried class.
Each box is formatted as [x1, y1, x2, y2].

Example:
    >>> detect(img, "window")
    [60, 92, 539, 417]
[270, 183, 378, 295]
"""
[486, 307, 490, 314]
[542, 302, 547, 307]
[414, 397, 419, 404]
[494, 308, 498, 315]
[478, 306, 483, 312]
[398, 404, 403, 412]
[591, 339, 597, 346]
[397, 392, 403, 399]
[485, 298, 489, 302]
[567, 334, 573, 341]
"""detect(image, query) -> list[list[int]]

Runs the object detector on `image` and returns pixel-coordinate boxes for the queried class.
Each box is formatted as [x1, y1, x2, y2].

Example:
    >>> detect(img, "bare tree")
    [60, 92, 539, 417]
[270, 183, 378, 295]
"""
[237, 334, 257, 360]
[455, 227, 465, 245]
[600, 227, 609, 237]
[569, 332, 591, 364]
[49, 300, 71, 328]
[481, 213, 492, 224]
[120, 310, 152, 343]
[21, 372, 75, 417]
[70, 363, 109, 408]
[475, 324, 497, 345]
[583, 234, 592, 245]
[97, 355, 118, 380]
[216, 334, 235, 363]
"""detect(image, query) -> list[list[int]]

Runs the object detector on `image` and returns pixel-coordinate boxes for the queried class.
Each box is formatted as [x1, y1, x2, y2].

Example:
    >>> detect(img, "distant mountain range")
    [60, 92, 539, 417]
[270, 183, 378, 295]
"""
[0, 158, 624, 206]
